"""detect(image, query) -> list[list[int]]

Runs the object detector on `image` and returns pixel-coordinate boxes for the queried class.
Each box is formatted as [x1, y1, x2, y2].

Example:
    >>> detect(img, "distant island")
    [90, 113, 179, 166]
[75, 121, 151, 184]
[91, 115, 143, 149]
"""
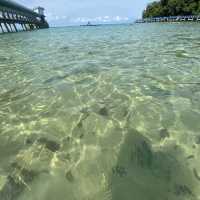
[143, 0, 200, 18]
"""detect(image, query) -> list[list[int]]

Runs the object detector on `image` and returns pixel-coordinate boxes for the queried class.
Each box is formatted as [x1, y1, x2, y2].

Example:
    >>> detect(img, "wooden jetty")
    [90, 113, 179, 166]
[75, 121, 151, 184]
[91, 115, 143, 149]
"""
[0, 0, 49, 33]
[135, 16, 200, 23]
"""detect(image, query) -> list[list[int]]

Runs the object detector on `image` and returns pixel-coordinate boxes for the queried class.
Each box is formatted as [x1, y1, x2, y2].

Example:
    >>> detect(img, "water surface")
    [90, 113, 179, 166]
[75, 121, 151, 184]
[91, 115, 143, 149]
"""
[0, 23, 200, 200]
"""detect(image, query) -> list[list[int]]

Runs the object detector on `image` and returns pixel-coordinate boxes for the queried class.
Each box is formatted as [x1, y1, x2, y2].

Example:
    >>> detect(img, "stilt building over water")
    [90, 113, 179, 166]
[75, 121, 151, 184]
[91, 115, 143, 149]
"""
[0, 0, 49, 33]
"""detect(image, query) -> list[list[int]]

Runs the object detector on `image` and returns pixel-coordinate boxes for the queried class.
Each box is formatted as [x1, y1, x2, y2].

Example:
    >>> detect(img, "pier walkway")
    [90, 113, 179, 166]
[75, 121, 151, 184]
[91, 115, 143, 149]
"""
[135, 15, 200, 23]
[0, 0, 49, 33]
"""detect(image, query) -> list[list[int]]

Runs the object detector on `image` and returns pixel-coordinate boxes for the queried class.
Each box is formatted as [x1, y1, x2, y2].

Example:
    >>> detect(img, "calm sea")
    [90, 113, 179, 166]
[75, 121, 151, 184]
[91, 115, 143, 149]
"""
[0, 23, 200, 200]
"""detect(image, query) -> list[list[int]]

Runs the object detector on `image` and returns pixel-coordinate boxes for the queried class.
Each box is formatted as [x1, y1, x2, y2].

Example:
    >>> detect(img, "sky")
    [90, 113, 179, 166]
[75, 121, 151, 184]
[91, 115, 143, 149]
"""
[18, 0, 154, 26]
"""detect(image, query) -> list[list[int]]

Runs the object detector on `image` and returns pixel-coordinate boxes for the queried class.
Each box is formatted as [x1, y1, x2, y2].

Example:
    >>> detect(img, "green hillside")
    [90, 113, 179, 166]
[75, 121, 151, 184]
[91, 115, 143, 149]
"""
[143, 0, 200, 18]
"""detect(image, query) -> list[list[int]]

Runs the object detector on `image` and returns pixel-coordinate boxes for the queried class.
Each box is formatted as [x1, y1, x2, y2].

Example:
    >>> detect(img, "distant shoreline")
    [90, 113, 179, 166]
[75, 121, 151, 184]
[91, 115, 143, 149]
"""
[49, 23, 132, 28]
[136, 16, 200, 23]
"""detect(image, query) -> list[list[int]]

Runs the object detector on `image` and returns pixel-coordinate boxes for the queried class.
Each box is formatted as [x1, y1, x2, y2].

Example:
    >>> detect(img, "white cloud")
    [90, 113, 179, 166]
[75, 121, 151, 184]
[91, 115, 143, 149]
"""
[55, 16, 60, 20]
[70, 15, 130, 24]
[47, 14, 131, 26]
[61, 15, 67, 19]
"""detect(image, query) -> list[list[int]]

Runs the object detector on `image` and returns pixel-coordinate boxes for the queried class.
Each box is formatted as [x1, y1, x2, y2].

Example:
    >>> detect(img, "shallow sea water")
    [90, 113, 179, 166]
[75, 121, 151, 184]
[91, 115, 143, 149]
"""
[0, 23, 200, 200]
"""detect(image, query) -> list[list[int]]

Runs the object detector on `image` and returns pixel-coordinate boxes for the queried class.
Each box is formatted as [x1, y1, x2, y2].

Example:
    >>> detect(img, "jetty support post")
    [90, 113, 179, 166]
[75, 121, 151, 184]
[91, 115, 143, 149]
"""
[13, 23, 17, 32]
[21, 23, 25, 31]
[0, 23, 4, 33]
[4, 22, 10, 33]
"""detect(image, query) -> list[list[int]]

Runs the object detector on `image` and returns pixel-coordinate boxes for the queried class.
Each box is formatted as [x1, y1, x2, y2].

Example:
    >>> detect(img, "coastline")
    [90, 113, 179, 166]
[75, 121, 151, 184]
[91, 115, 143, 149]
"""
[136, 15, 200, 23]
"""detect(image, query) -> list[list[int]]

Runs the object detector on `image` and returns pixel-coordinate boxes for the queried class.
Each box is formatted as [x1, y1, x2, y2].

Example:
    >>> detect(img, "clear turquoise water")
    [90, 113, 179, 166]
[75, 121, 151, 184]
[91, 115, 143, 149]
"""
[0, 23, 200, 200]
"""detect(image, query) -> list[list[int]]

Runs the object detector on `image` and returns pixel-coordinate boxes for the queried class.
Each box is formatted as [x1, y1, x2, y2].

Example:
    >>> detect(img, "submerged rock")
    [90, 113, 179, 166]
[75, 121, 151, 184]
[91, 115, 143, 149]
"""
[110, 128, 198, 200]
[65, 171, 74, 183]
[88, 51, 94, 55]
[0, 175, 24, 200]
[59, 46, 70, 52]
[0, 56, 8, 62]
[112, 165, 127, 177]
[98, 107, 109, 117]
[159, 128, 170, 139]
[0, 166, 38, 200]
[186, 155, 195, 160]
[195, 135, 200, 145]
[76, 112, 90, 130]
[193, 168, 200, 181]
[131, 139, 153, 168]
[25, 134, 38, 145]
[37, 137, 60, 152]
[77, 121, 83, 129]
[174, 184, 193, 196]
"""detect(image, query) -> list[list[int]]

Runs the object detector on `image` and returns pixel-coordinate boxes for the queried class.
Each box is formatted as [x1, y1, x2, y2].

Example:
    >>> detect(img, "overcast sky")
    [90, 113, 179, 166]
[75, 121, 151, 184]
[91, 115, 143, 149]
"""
[17, 0, 154, 26]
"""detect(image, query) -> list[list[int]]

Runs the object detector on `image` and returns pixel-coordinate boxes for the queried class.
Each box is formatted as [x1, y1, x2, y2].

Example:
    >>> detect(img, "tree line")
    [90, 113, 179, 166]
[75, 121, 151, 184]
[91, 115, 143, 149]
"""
[143, 0, 200, 18]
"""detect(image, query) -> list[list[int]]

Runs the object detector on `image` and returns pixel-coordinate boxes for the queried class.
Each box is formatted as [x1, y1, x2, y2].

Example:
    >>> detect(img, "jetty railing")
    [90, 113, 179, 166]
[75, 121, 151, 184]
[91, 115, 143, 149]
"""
[0, 0, 49, 33]
[135, 15, 200, 23]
